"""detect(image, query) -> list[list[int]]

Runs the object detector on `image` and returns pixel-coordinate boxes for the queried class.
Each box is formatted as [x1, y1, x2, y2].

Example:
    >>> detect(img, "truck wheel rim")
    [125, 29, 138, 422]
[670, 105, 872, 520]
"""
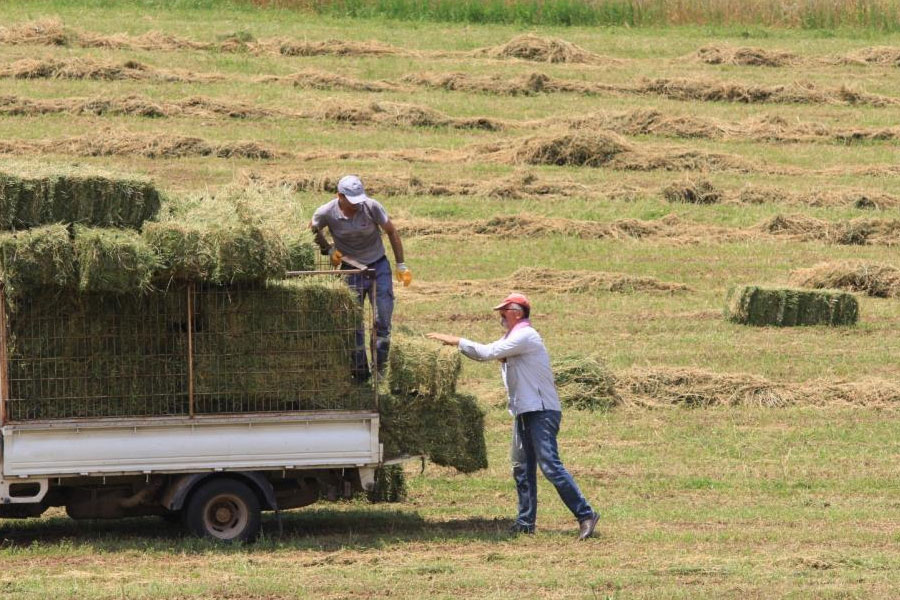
[203, 494, 248, 539]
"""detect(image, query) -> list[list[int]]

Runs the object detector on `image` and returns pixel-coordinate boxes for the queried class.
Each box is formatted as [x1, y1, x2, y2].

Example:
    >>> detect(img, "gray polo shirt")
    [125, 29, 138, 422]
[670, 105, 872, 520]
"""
[311, 198, 389, 265]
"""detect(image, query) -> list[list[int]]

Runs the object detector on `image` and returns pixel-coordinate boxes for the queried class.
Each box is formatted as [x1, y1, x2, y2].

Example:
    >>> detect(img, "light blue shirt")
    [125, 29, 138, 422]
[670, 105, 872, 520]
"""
[458, 323, 562, 417]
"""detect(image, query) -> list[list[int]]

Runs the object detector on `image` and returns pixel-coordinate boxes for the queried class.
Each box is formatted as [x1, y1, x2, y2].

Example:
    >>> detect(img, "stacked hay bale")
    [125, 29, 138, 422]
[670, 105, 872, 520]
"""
[0, 167, 341, 421]
[380, 334, 488, 474]
[726, 285, 859, 326]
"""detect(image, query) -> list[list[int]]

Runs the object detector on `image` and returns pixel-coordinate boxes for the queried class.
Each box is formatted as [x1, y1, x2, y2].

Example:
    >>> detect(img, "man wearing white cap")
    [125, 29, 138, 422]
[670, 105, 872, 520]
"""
[427, 292, 600, 540]
[310, 175, 410, 381]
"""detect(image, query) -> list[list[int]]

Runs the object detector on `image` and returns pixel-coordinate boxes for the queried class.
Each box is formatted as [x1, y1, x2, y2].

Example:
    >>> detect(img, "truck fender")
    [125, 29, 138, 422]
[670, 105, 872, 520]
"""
[162, 472, 277, 512]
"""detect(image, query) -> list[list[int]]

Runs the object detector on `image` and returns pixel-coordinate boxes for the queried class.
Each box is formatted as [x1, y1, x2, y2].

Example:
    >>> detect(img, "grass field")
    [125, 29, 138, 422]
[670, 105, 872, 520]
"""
[1, 1, 899, 598]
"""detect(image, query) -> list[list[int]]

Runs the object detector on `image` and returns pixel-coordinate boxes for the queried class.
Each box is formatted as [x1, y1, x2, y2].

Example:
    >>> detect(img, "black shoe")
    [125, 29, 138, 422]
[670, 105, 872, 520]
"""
[577, 512, 600, 541]
[507, 522, 535, 535]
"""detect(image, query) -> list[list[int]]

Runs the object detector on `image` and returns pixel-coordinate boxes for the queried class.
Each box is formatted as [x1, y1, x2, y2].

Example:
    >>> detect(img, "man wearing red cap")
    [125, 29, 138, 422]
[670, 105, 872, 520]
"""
[428, 292, 600, 540]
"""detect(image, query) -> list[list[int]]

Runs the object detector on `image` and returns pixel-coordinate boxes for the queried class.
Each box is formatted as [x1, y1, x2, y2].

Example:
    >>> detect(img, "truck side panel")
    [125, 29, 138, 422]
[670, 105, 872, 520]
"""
[2, 412, 380, 479]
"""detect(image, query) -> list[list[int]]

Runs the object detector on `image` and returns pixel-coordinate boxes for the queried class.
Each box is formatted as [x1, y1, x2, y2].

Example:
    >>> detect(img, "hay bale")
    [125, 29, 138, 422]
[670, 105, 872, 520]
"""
[73, 226, 158, 294]
[367, 465, 407, 503]
[142, 221, 216, 282]
[209, 223, 289, 284]
[662, 179, 721, 204]
[553, 356, 620, 411]
[726, 286, 858, 327]
[0, 165, 161, 230]
[389, 334, 461, 400]
[192, 279, 365, 413]
[513, 131, 631, 167]
[0, 224, 75, 295]
[790, 261, 900, 298]
[6, 289, 190, 420]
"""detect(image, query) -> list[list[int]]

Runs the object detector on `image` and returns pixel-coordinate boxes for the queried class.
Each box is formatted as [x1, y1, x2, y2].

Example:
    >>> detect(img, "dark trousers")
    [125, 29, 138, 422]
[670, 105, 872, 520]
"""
[344, 255, 394, 379]
[511, 410, 593, 527]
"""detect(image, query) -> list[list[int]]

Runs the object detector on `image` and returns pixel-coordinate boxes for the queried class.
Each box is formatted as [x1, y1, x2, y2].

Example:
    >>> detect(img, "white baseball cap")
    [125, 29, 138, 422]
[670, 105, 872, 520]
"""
[337, 175, 371, 205]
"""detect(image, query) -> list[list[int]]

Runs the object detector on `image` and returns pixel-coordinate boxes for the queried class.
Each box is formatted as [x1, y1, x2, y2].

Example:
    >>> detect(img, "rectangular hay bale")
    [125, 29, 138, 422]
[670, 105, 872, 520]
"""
[74, 225, 158, 294]
[0, 224, 75, 296]
[389, 334, 462, 401]
[726, 285, 858, 326]
[0, 166, 161, 230]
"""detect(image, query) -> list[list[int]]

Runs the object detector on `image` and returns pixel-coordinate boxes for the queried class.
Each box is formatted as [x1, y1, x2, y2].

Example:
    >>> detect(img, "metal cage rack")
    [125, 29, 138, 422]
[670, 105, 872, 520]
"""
[0, 269, 378, 424]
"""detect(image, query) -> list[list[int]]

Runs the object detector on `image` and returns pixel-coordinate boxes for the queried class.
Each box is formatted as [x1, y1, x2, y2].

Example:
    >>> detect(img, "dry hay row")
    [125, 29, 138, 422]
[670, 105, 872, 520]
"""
[394, 213, 900, 247]
[6, 91, 900, 147]
[0, 94, 503, 130]
[0, 20, 616, 65]
[664, 179, 900, 210]
[398, 267, 690, 298]
[690, 44, 900, 68]
[0, 134, 277, 160]
[790, 260, 900, 298]
[0, 57, 220, 83]
[7, 56, 898, 109]
[618, 367, 900, 408]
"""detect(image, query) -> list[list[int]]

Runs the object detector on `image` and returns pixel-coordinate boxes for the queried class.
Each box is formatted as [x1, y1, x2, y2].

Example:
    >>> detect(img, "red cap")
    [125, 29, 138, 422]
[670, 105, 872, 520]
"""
[492, 292, 531, 311]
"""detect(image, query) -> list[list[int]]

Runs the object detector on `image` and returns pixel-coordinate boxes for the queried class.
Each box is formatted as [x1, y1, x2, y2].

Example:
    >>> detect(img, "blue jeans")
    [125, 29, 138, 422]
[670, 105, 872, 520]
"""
[343, 255, 394, 380]
[511, 410, 594, 527]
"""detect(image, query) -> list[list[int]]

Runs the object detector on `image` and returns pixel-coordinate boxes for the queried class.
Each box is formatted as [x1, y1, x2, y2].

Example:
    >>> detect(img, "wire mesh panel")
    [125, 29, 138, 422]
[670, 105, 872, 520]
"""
[6, 290, 190, 420]
[3, 271, 375, 422]
[192, 273, 374, 414]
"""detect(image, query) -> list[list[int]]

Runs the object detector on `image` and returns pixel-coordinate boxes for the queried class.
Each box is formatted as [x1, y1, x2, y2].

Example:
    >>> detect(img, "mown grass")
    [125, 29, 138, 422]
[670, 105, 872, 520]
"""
[1, 2, 900, 598]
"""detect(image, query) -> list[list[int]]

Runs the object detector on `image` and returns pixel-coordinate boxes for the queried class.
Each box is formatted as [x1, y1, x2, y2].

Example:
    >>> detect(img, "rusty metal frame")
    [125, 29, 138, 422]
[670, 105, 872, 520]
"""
[187, 282, 195, 418]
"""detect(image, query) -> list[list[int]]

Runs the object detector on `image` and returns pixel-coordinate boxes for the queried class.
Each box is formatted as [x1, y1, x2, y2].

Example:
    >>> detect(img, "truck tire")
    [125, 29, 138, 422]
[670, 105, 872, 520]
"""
[183, 478, 261, 543]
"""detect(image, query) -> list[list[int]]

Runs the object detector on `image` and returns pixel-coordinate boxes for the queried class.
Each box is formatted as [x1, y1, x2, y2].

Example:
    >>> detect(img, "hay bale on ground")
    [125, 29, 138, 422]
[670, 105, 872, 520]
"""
[790, 261, 900, 298]
[0, 224, 75, 295]
[553, 356, 620, 410]
[389, 334, 461, 400]
[662, 179, 722, 204]
[73, 225, 158, 294]
[726, 286, 858, 327]
[0, 165, 161, 230]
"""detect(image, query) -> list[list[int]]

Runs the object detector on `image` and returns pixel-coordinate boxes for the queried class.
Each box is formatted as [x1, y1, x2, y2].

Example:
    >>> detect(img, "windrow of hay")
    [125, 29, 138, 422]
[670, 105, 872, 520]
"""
[839, 46, 900, 66]
[311, 100, 503, 130]
[726, 286, 859, 327]
[0, 94, 282, 119]
[397, 214, 748, 244]
[618, 367, 900, 408]
[760, 214, 900, 245]
[0, 134, 278, 160]
[0, 18, 209, 51]
[0, 164, 161, 230]
[633, 78, 899, 107]
[662, 179, 722, 204]
[0, 58, 218, 83]
[691, 44, 799, 67]
[401, 267, 690, 299]
[739, 186, 900, 209]
[552, 356, 620, 410]
[272, 38, 404, 57]
[401, 71, 599, 96]
[246, 169, 591, 201]
[0, 18, 72, 46]
[261, 69, 404, 92]
[790, 260, 900, 298]
[473, 34, 611, 64]
[503, 131, 633, 167]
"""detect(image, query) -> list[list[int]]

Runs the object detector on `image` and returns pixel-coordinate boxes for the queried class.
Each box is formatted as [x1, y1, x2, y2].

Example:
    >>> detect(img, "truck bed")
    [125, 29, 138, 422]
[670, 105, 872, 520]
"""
[1, 411, 381, 479]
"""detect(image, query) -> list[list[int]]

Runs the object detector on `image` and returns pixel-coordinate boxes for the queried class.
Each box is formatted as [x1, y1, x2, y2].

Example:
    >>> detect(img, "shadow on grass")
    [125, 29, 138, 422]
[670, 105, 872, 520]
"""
[0, 506, 513, 552]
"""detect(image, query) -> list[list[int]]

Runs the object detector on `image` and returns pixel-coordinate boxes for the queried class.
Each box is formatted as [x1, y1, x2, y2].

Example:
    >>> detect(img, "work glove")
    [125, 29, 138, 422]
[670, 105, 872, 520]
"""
[396, 263, 412, 287]
[328, 246, 343, 268]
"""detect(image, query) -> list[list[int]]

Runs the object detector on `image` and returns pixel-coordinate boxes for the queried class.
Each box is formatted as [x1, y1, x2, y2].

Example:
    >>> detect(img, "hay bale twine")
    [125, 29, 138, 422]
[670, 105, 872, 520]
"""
[726, 286, 859, 327]
[514, 131, 632, 167]
[0, 224, 75, 295]
[0, 165, 161, 230]
[73, 225, 158, 294]
[553, 355, 620, 410]
[662, 179, 722, 204]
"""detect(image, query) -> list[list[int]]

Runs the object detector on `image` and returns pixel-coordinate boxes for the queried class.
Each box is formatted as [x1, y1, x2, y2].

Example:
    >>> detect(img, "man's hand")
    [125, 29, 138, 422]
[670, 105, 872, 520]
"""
[426, 333, 460, 346]
[396, 263, 412, 286]
[328, 246, 342, 267]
